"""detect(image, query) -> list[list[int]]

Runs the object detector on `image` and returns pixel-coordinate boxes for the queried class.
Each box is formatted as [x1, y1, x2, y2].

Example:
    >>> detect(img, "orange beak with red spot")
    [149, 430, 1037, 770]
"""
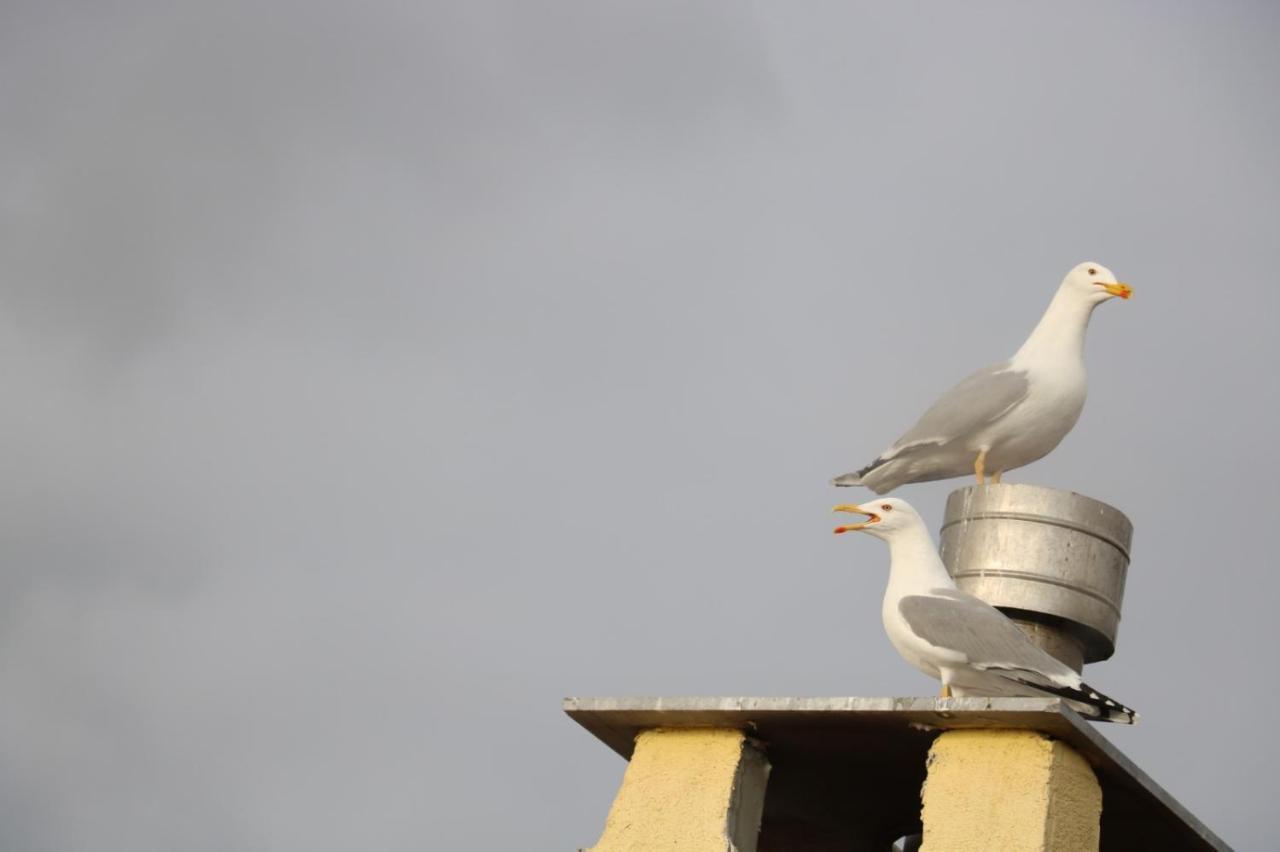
[833, 504, 881, 534]
[1103, 282, 1133, 300]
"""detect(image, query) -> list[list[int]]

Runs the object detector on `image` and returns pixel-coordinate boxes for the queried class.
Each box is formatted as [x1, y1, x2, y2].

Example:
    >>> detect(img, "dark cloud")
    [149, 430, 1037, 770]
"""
[0, 1, 1276, 849]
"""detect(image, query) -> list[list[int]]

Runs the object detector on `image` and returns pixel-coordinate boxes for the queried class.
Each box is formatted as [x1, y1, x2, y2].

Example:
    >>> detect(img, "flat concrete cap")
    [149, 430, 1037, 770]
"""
[565, 696, 1228, 852]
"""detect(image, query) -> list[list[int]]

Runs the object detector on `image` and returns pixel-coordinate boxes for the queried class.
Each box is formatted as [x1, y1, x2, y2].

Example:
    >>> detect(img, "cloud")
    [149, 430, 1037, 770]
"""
[0, 1, 1276, 850]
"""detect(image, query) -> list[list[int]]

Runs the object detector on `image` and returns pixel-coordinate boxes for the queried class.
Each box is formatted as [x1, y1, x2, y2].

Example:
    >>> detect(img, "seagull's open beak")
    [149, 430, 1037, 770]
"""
[1103, 282, 1133, 300]
[833, 504, 880, 534]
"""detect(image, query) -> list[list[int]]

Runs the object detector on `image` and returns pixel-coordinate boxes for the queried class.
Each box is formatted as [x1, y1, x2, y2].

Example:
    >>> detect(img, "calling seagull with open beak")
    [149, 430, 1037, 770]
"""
[831, 262, 1133, 494]
[831, 499, 1138, 723]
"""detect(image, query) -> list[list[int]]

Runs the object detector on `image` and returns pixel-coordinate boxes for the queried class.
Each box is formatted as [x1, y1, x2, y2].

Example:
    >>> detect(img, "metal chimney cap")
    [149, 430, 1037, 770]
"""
[940, 484, 1133, 560]
[939, 484, 1133, 666]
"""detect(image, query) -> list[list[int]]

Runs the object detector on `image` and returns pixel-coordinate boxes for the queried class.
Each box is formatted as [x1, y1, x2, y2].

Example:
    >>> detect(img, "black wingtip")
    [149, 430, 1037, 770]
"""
[1025, 680, 1138, 724]
[856, 457, 886, 478]
[831, 457, 888, 488]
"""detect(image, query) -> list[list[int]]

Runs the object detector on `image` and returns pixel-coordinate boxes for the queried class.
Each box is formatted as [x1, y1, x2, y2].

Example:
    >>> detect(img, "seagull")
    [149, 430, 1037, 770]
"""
[833, 498, 1137, 724]
[832, 262, 1132, 494]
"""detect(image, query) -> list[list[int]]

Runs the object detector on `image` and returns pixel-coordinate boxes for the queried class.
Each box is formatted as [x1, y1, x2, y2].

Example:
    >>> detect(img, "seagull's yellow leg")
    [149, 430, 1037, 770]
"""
[991, 470, 1003, 484]
[973, 449, 987, 485]
[940, 684, 952, 698]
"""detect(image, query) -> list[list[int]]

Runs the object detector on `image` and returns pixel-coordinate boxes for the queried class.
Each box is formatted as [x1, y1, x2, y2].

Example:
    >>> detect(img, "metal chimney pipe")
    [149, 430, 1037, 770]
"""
[938, 484, 1133, 673]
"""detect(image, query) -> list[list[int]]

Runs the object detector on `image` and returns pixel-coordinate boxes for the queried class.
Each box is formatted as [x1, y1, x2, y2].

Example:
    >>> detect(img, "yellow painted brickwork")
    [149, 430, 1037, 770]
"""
[587, 727, 748, 852]
[921, 729, 1101, 852]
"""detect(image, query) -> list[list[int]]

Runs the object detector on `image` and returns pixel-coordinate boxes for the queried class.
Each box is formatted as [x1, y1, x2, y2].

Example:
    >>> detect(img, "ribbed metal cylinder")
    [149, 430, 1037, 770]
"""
[938, 484, 1132, 671]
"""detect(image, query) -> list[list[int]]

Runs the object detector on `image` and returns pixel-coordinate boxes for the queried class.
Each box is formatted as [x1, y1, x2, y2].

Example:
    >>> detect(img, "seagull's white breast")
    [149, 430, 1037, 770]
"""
[982, 359, 1087, 472]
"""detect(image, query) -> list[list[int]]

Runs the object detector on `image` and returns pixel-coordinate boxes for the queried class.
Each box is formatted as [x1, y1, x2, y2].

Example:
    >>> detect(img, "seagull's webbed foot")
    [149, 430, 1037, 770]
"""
[940, 685, 953, 698]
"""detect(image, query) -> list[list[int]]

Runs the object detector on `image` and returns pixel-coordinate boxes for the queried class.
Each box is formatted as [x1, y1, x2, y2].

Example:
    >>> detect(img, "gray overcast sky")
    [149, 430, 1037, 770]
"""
[1, 1, 1277, 849]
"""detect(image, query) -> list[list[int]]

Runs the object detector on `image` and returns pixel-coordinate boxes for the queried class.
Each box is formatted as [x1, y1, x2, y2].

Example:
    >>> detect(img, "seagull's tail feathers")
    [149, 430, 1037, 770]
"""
[1011, 677, 1139, 725]
[830, 458, 893, 493]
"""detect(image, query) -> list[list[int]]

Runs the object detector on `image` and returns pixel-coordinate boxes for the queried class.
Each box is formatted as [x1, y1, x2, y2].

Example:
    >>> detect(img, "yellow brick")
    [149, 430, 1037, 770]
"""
[921, 729, 1101, 852]
[587, 727, 765, 852]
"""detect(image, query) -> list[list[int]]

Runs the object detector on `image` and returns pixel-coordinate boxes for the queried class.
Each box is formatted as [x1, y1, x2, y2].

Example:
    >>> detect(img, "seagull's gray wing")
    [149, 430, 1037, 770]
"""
[900, 589, 1139, 723]
[898, 589, 1074, 687]
[830, 362, 1032, 492]
[885, 362, 1029, 457]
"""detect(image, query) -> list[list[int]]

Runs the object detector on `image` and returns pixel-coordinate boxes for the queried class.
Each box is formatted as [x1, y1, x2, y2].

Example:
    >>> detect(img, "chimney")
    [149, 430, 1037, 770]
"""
[566, 486, 1229, 850]
[939, 484, 1132, 673]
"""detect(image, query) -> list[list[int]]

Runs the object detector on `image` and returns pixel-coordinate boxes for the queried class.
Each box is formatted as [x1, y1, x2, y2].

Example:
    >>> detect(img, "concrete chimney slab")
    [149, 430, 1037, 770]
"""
[564, 696, 1228, 852]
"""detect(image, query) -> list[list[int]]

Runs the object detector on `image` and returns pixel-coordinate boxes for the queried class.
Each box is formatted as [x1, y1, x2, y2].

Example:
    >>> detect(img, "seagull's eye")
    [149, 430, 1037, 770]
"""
[1088, 268, 1097, 275]
[880, 504, 893, 512]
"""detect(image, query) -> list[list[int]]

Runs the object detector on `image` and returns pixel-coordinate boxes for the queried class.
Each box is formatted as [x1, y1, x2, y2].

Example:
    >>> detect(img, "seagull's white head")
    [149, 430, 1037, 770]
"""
[832, 497, 925, 541]
[1061, 262, 1132, 304]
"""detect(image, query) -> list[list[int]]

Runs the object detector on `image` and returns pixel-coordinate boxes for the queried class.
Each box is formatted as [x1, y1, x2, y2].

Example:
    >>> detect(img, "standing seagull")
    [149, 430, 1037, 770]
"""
[833, 498, 1137, 723]
[832, 262, 1132, 494]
